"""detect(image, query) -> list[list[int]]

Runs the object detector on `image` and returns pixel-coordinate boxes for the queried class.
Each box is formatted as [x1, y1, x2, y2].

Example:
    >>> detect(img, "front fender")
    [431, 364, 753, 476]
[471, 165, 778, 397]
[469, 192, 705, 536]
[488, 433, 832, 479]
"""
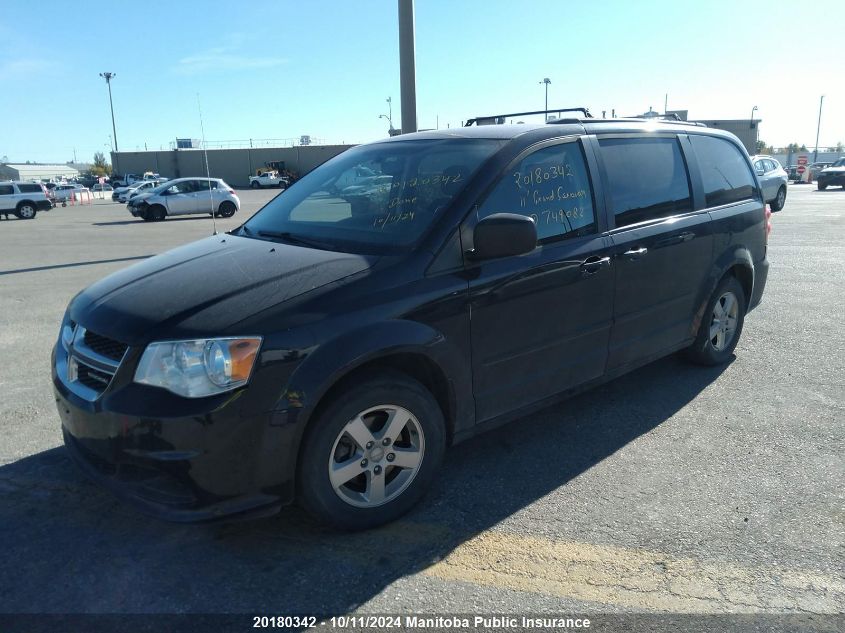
[276, 319, 470, 433]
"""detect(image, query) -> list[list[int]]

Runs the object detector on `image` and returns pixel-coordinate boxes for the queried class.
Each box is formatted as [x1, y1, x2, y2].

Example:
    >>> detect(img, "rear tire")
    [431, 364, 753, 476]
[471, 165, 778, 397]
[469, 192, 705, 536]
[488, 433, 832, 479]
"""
[818, 182, 827, 191]
[771, 186, 786, 211]
[15, 203, 36, 219]
[684, 276, 746, 366]
[217, 201, 236, 218]
[297, 372, 446, 530]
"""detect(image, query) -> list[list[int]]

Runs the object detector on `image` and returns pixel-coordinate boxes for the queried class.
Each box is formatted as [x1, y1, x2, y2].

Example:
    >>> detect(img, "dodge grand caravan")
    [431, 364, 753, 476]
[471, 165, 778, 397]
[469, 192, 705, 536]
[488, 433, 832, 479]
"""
[53, 114, 771, 529]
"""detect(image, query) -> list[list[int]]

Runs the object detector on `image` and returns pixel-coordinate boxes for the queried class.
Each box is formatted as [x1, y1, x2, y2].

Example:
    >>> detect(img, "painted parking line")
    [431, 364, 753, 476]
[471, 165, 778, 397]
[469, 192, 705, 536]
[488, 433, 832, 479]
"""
[422, 531, 844, 613]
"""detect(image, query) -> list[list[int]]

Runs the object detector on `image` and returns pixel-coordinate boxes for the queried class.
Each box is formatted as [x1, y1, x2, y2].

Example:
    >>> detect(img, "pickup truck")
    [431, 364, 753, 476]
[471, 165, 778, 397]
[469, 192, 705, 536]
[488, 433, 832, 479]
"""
[111, 173, 141, 187]
[249, 171, 288, 189]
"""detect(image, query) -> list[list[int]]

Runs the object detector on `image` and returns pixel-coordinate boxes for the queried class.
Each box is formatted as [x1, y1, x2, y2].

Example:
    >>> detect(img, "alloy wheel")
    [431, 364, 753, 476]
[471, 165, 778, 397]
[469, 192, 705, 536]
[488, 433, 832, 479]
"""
[709, 291, 739, 352]
[328, 405, 425, 508]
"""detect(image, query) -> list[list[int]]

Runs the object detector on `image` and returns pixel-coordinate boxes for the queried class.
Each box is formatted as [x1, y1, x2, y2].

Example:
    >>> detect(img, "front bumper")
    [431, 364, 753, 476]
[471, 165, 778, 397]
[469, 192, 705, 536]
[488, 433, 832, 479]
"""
[53, 343, 296, 522]
[818, 173, 845, 187]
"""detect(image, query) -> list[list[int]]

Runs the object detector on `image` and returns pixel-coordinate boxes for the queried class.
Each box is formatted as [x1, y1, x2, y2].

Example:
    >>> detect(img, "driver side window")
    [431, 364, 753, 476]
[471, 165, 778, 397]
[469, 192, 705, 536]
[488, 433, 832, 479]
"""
[476, 141, 597, 242]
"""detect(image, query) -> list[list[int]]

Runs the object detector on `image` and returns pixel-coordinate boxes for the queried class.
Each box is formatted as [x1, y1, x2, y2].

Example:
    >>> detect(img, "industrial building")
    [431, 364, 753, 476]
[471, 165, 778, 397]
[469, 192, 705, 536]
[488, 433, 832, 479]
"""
[0, 163, 79, 182]
[111, 144, 354, 188]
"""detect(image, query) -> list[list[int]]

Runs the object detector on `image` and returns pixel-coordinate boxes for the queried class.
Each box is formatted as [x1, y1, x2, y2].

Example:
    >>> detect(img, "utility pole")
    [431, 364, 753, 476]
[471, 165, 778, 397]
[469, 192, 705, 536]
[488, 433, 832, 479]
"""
[814, 95, 824, 162]
[540, 78, 551, 119]
[99, 72, 119, 152]
[398, 0, 417, 134]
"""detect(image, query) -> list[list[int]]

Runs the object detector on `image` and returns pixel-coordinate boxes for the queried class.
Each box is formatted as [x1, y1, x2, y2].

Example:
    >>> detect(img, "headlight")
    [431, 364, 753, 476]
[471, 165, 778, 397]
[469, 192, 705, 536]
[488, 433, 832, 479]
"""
[134, 337, 262, 398]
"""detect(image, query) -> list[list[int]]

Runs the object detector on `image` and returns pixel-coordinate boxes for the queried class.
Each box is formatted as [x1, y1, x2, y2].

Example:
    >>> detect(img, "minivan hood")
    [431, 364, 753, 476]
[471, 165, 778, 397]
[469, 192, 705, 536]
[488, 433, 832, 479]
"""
[70, 235, 378, 345]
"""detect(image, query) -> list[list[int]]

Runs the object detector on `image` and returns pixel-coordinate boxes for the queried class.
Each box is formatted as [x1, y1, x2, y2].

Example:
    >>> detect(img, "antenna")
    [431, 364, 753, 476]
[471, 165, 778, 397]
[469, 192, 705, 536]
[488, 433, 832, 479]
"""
[197, 93, 217, 236]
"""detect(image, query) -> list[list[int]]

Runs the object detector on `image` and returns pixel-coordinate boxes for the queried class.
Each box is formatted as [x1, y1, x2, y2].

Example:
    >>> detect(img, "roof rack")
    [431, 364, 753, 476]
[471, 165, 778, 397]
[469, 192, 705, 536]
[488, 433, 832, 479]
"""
[618, 113, 707, 126]
[464, 107, 593, 126]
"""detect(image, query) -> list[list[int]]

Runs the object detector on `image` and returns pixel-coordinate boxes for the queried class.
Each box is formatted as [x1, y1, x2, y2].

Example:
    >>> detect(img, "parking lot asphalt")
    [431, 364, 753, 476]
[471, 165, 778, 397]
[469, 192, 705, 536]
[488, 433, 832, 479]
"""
[0, 185, 842, 623]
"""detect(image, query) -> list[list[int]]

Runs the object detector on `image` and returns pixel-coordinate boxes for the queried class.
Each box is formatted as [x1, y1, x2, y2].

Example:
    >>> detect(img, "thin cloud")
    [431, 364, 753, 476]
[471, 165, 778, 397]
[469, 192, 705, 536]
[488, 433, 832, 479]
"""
[0, 58, 55, 79]
[174, 47, 287, 74]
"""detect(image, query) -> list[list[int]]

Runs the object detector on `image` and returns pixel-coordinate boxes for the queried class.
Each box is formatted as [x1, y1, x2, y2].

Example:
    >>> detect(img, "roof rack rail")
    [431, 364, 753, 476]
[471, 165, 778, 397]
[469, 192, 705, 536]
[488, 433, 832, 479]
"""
[464, 107, 592, 126]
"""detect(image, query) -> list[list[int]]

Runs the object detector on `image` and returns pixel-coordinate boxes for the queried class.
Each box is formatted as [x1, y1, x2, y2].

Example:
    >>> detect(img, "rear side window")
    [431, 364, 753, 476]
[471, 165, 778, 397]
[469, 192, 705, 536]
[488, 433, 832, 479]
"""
[18, 183, 42, 193]
[690, 135, 757, 207]
[0, 185, 13, 195]
[476, 141, 596, 242]
[598, 137, 692, 228]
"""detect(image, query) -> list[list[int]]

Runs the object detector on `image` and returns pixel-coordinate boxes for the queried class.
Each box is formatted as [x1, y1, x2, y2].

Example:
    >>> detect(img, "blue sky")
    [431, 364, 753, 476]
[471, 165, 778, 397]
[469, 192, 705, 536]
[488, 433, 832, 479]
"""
[1, 0, 843, 163]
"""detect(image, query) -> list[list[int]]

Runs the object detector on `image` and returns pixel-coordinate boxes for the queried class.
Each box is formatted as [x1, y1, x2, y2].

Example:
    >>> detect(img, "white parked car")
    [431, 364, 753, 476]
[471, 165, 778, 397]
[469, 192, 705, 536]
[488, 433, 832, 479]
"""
[118, 180, 160, 203]
[53, 184, 88, 202]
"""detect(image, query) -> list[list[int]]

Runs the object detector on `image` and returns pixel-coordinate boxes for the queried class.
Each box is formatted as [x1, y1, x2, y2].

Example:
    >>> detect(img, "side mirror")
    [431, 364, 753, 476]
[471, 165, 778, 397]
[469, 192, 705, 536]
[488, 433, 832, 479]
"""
[755, 169, 765, 176]
[470, 213, 537, 260]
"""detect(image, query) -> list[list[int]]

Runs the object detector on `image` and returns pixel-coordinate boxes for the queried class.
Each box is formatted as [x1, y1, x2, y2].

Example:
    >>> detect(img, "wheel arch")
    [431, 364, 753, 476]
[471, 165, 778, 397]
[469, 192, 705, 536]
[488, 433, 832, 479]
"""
[279, 320, 468, 481]
[16, 199, 37, 210]
[690, 248, 756, 337]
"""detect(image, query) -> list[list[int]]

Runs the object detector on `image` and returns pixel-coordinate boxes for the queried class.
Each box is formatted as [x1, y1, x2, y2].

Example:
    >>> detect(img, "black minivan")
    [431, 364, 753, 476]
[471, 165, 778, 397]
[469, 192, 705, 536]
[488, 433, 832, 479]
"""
[53, 117, 770, 529]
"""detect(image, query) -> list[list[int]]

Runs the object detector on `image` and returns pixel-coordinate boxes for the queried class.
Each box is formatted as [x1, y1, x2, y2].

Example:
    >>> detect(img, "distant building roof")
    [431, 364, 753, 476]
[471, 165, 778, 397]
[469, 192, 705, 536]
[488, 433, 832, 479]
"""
[2, 163, 79, 171]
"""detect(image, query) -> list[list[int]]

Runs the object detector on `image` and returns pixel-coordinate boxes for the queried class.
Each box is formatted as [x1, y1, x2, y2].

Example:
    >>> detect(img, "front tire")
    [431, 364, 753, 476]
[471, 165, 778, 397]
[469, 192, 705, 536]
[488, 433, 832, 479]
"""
[771, 186, 786, 211]
[818, 182, 827, 191]
[148, 204, 166, 221]
[250, 181, 260, 189]
[297, 372, 446, 530]
[684, 276, 746, 366]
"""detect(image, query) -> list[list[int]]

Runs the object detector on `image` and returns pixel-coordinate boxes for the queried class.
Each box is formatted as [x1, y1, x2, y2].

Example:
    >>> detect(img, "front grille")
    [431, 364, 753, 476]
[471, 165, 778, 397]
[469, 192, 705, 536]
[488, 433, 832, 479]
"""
[77, 364, 113, 391]
[83, 330, 128, 362]
[60, 326, 126, 400]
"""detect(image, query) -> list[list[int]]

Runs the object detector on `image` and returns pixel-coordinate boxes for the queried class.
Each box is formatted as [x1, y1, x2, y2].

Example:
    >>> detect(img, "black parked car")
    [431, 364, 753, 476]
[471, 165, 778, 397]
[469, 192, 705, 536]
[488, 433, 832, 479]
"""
[54, 115, 771, 529]
[816, 157, 845, 190]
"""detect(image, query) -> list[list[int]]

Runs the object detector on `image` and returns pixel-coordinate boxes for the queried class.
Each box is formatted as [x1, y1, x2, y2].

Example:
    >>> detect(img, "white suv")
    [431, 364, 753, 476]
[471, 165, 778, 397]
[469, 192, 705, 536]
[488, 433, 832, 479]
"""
[0, 181, 53, 220]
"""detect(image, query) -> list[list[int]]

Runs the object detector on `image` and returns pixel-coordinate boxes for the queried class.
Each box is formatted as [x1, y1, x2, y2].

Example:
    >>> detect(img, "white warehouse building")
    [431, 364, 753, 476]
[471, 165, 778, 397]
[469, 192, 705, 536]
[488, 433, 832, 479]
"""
[0, 163, 79, 182]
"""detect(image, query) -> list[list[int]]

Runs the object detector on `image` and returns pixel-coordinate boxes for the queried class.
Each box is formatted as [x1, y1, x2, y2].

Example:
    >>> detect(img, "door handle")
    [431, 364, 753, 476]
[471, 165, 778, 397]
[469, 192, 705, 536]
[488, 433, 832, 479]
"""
[623, 247, 648, 259]
[655, 231, 696, 248]
[580, 256, 611, 276]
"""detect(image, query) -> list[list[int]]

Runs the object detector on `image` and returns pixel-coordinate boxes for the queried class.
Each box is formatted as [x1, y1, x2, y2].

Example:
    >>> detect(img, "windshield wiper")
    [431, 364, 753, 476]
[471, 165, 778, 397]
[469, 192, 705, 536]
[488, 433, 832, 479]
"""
[255, 230, 337, 251]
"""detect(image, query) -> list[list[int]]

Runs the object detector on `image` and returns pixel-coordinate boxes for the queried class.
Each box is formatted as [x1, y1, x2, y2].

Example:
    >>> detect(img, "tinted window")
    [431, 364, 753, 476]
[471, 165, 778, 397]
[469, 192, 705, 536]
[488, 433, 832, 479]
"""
[18, 184, 42, 193]
[599, 137, 691, 228]
[0, 185, 13, 195]
[476, 141, 596, 242]
[690, 135, 757, 207]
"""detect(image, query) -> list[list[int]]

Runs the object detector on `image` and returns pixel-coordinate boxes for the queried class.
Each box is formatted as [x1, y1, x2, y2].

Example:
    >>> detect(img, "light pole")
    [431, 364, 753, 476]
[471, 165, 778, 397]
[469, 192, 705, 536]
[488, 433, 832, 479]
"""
[813, 95, 824, 162]
[540, 78, 551, 119]
[750, 105, 758, 152]
[99, 72, 118, 152]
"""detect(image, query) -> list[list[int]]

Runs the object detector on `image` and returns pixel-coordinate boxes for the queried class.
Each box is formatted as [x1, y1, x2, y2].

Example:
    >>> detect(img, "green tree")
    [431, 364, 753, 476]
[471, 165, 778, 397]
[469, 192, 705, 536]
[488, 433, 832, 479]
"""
[89, 152, 111, 177]
[756, 140, 773, 154]
[836, 142, 844, 153]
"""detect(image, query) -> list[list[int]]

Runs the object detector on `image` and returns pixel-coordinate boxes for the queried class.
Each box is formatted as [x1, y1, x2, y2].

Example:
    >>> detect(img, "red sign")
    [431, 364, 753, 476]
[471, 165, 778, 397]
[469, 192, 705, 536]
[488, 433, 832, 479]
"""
[797, 166, 806, 174]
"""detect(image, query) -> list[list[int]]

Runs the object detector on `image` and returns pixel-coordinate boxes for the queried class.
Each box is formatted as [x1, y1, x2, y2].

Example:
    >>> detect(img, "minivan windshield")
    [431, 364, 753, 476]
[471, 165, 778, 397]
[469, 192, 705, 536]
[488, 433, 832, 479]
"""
[239, 138, 505, 254]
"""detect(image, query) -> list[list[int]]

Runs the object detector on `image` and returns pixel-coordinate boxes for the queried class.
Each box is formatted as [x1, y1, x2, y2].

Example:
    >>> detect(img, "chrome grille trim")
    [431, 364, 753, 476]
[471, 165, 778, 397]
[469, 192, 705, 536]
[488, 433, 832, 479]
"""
[57, 326, 127, 402]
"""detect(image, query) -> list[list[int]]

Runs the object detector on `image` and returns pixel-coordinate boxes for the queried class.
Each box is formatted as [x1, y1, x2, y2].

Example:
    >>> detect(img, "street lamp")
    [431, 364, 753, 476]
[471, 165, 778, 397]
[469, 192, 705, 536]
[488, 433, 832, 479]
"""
[99, 72, 119, 152]
[540, 78, 551, 119]
[813, 95, 824, 162]
[750, 105, 758, 151]
[380, 96, 398, 136]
